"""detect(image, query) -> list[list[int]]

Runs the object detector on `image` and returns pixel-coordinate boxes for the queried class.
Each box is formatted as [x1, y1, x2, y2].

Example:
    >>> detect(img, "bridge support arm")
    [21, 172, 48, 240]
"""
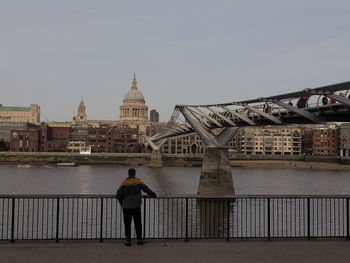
[243, 105, 282, 124]
[179, 107, 221, 147]
[217, 127, 240, 147]
[144, 137, 166, 168]
[222, 106, 255, 125]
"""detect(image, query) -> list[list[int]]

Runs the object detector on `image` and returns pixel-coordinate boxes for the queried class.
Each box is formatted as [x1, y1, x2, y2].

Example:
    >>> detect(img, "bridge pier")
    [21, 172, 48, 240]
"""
[149, 149, 163, 168]
[198, 147, 234, 195]
[178, 106, 239, 196]
[199, 198, 227, 238]
[197, 147, 233, 238]
[144, 137, 166, 168]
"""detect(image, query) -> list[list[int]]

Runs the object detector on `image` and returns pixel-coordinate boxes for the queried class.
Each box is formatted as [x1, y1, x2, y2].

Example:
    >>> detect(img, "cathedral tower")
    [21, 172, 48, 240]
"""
[76, 98, 87, 122]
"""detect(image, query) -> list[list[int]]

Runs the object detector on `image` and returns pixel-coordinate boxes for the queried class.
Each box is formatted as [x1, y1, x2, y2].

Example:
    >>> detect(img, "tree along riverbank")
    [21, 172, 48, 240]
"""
[0, 152, 349, 169]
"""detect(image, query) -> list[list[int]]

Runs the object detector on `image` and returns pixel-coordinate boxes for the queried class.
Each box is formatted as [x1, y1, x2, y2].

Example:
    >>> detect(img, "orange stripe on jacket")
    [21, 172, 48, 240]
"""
[118, 178, 144, 188]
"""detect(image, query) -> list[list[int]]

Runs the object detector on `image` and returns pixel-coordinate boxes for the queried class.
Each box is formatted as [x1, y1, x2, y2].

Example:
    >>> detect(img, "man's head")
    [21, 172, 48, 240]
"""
[128, 168, 136, 178]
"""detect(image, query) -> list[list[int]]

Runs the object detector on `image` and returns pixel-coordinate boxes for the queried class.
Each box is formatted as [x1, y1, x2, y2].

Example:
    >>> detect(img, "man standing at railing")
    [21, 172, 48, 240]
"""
[116, 168, 157, 246]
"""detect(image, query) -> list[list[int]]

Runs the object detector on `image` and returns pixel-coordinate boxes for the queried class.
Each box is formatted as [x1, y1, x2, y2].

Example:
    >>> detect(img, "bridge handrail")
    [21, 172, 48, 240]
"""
[1, 194, 350, 198]
[1, 194, 350, 241]
[181, 81, 350, 107]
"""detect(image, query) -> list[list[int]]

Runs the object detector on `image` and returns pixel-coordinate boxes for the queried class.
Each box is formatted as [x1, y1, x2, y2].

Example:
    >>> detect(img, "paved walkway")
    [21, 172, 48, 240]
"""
[1, 240, 350, 263]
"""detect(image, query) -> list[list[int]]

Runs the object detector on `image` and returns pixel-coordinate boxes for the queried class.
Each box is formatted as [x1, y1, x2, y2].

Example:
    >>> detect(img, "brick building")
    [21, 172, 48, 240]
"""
[74, 125, 142, 153]
[0, 122, 33, 147]
[10, 126, 41, 152]
[87, 126, 109, 153]
[300, 127, 313, 155]
[309, 126, 339, 156]
[41, 125, 71, 152]
[109, 126, 141, 153]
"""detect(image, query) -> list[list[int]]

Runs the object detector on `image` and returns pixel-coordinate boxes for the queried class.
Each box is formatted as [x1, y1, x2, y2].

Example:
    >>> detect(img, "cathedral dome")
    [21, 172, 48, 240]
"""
[119, 74, 148, 121]
[122, 74, 145, 103]
[123, 89, 145, 103]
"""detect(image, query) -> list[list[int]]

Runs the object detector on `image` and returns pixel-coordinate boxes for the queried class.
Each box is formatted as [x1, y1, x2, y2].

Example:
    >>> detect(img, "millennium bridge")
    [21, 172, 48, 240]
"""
[145, 81, 350, 195]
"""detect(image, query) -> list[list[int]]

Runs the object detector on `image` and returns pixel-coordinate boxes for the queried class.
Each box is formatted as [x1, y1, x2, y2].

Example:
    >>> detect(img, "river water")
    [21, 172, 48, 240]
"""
[0, 165, 349, 195]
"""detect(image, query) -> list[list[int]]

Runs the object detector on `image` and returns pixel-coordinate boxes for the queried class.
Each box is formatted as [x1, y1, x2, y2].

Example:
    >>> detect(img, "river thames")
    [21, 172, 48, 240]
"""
[0, 165, 349, 195]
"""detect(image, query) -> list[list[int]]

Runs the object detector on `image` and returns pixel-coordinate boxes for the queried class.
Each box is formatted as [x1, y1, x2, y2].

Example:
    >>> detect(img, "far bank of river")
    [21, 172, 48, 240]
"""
[0, 152, 350, 170]
[231, 160, 350, 170]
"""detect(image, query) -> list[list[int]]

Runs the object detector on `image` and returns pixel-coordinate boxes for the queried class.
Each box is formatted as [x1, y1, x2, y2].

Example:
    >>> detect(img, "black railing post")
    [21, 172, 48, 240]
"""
[347, 198, 349, 240]
[10, 198, 15, 243]
[185, 198, 189, 242]
[307, 198, 310, 240]
[226, 198, 230, 242]
[143, 198, 146, 240]
[267, 198, 271, 241]
[56, 198, 60, 243]
[100, 198, 104, 242]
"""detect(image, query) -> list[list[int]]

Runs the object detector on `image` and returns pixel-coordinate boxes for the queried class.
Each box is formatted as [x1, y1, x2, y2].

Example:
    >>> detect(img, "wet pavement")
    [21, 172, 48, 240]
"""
[1, 240, 350, 263]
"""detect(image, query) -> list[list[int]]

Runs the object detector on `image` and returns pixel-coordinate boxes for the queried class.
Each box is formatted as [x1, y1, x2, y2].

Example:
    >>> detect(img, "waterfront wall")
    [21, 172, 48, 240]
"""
[0, 152, 151, 166]
[0, 152, 349, 168]
[0, 152, 203, 166]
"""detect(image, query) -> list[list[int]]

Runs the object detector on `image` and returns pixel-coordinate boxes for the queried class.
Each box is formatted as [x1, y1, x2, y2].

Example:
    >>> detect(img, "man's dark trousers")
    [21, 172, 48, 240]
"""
[123, 208, 142, 241]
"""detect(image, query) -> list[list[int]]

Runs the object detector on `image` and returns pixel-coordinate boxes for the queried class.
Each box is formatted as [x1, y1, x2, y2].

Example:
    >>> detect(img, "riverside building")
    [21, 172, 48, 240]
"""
[0, 104, 40, 125]
[10, 126, 40, 152]
[309, 124, 339, 157]
[0, 104, 41, 149]
[300, 124, 340, 157]
[158, 126, 302, 156]
[161, 134, 205, 154]
[339, 123, 350, 157]
[237, 126, 302, 156]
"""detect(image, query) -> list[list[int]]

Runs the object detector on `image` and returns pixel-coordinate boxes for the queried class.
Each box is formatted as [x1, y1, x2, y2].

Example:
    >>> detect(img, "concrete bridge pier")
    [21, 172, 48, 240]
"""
[198, 147, 234, 195]
[199, 198, 228, 238]
[198, 146, 233, 238]
[144, 137, 166, 168]
[149, 149, 163, 168]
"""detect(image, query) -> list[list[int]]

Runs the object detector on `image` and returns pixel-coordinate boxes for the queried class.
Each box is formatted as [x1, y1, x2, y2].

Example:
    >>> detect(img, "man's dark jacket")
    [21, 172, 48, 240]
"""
[116, 177, 156, 209]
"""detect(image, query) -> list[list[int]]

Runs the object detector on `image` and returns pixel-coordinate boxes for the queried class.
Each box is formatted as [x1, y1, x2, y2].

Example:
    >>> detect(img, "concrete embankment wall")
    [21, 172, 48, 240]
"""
[0, 152, 204, 166]
[0, 152, 151, 166]
[0, 152, 349, 168]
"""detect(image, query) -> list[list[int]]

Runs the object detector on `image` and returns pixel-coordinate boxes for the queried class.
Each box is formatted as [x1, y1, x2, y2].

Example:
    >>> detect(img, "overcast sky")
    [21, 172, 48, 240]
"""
[1, 0, 350, 122]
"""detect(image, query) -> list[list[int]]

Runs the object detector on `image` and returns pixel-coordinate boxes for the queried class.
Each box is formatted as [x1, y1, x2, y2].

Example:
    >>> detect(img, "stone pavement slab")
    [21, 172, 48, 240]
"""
[1, 240, 350, 263]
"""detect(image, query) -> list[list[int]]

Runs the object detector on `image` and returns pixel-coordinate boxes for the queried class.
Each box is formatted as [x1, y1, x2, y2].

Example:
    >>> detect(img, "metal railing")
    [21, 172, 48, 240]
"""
[0, 195, 349, 242]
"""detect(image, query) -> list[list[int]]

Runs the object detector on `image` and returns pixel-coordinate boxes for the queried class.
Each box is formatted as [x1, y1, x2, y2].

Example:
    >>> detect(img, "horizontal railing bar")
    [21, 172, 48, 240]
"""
[0, 194, 350, 199]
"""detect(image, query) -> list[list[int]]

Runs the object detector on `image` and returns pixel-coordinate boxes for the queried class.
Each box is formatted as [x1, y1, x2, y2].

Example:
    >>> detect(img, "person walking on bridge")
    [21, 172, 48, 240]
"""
[116, 168, 157, 246]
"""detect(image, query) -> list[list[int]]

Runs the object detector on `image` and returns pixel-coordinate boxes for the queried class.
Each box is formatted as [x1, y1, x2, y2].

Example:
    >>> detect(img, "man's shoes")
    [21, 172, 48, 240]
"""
[124, 240, 131, 247]
[137, 240, 146, 246]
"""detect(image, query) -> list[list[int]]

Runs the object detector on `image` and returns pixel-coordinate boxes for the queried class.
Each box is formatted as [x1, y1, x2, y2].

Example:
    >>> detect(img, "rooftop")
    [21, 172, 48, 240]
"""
[0, 106, 31, 112]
